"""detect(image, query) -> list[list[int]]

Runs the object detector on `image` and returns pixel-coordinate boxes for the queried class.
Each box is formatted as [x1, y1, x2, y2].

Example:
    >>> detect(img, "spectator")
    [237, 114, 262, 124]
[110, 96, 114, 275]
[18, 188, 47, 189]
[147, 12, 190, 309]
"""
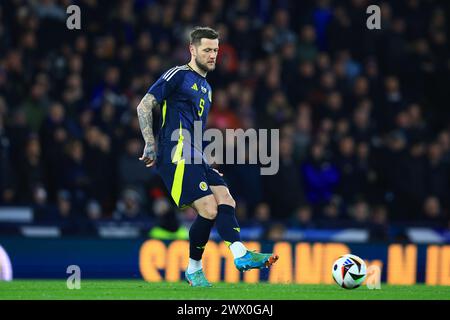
[397, 140, 427, 220]
[118, 137, 156, 201]
[148, 197, 188, 240]
[39, 102, 70, 201]
[347, 198, 371, 227]
[252, 202, 272, 236]
[22, 80, 50, 133]
[208, 89, 242, 130]
[0, 113, 15, 205]
[272, 9, 296, 49]
[83, 126, 116, 215]
[318, 195, 343, 227]
[355, 141, 379, 203]
[215, 24, 239, 74]
[16, 135, 44, 204]
[113, 188, 146, 222]
[263, 134, 305, 219]
[379, 75, 406, 132]
[369, 205, 389, 241]
[422, 196, 447, 227]
[297, 25, 318, 62]
[293, 103, 313, 162]
[302, 143, 339, 207]
[267, 223, 287, 242]
[52, 189, 86, 235]
[335, 136, 360, 202]
[290, 205, 315, 229]
[425, 142, 449, 204]
[31, 184, 55, 223]
[265, 91, 293, 128]
[236, 88, 256, 130]
[86, 199, 103, 222]
[62, 139, 90, 210]
[351, 99, 375, 143]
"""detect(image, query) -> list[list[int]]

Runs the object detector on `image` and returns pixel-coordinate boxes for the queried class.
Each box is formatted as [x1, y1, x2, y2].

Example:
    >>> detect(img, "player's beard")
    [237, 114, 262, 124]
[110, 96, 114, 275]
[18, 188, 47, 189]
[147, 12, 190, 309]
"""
[195, 57, 215, 73]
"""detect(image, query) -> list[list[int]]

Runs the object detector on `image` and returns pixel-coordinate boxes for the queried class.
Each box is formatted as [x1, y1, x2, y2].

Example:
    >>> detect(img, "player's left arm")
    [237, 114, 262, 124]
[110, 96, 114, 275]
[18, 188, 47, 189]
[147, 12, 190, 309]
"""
[137, 93, 159, 167]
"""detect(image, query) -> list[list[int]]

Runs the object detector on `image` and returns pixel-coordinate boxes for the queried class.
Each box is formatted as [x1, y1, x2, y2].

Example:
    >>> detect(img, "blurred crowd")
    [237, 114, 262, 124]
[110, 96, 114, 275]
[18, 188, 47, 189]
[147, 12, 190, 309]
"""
[0, 0, 450, 238]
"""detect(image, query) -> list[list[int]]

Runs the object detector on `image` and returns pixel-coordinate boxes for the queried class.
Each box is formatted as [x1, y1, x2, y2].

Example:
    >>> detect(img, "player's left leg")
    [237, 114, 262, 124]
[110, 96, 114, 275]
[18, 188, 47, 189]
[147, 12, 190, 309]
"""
[157, 161, 216, 287]
[210, 185, 279, 272]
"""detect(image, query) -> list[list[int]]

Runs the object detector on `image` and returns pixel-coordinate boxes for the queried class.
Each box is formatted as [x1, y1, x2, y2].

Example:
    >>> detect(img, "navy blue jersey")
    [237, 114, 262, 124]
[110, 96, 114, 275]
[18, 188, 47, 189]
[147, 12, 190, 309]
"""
[147, 64, 212, 164]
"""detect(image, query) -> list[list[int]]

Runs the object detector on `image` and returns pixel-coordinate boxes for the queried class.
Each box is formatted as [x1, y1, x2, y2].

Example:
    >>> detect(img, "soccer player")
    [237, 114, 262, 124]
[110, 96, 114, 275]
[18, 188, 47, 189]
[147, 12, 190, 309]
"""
[136, 26, 278, 287]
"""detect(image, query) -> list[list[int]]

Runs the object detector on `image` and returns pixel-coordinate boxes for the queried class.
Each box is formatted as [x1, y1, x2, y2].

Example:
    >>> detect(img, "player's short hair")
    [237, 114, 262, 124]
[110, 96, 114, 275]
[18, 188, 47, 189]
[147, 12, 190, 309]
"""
[190, 26, 219, 46]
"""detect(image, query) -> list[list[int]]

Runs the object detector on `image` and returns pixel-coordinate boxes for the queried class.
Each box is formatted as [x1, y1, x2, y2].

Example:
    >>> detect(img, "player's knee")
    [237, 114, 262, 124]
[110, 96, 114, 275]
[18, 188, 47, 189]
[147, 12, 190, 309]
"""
[202, 204, 218, 220]
[220, 196, 236, 208]
[218, 193, 236, 208]
[198, 198, 218, 220]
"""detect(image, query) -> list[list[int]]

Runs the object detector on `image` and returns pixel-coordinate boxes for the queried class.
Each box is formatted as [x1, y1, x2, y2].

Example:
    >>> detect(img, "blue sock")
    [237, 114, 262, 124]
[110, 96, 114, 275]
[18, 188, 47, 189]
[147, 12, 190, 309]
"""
[216, 204, 241, 244]
[189, 214, 215, 261]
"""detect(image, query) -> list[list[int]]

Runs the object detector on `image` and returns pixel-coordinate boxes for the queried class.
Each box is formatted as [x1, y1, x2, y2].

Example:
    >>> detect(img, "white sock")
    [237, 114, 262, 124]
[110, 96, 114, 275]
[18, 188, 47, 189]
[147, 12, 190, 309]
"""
[230, 241, 247, 259]
[187, 258, 202, 274]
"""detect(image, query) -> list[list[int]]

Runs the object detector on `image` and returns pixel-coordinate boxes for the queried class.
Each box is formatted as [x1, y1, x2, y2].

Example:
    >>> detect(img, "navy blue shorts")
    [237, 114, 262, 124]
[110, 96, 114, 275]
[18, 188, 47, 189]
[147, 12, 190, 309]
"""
[157, 160, 227, 208]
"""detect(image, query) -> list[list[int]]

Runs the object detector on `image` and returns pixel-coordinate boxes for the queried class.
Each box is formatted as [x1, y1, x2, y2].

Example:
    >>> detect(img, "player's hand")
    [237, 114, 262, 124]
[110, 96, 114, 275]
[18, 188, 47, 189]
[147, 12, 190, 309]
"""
[212, 168, 223, 176]
[139, 142, 156, 167]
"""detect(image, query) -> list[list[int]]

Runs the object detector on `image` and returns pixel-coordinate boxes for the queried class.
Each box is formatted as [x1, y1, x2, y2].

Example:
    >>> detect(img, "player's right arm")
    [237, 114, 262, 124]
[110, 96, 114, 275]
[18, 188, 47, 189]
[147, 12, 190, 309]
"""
[137, 93, 159, 167]
[137, 66, 185, 167]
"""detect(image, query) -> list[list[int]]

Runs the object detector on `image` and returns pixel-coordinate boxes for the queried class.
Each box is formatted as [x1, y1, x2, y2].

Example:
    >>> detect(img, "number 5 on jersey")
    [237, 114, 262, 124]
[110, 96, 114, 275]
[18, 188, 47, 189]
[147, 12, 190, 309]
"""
[198, 98, 205, 117]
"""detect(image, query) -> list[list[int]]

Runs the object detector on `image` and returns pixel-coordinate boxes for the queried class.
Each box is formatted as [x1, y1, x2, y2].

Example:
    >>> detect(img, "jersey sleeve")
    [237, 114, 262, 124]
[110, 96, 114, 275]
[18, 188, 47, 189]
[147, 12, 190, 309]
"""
[147, 67, 184, 103]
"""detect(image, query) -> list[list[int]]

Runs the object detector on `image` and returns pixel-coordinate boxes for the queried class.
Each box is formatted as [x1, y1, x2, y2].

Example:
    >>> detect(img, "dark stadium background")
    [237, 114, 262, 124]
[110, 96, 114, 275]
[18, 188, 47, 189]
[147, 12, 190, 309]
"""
[0, 0, 450, 250]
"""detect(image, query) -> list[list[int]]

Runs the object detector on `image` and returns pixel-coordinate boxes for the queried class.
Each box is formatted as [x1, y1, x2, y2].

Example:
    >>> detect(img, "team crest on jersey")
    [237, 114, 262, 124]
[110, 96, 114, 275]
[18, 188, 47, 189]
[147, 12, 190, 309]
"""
[201, 86, 207, 93]
[199, 181, 208, 191]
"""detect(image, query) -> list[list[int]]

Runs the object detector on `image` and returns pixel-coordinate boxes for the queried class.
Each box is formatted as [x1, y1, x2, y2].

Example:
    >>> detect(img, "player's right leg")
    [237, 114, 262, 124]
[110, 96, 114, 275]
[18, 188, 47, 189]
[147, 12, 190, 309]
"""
[206, 168, 279, 272]
[192, 192, 278, 274]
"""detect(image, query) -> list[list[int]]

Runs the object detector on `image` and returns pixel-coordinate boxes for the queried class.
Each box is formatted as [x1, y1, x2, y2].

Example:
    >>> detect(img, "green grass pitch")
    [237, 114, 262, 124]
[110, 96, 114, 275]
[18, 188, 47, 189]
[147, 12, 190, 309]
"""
[0, 280, 449, 300]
